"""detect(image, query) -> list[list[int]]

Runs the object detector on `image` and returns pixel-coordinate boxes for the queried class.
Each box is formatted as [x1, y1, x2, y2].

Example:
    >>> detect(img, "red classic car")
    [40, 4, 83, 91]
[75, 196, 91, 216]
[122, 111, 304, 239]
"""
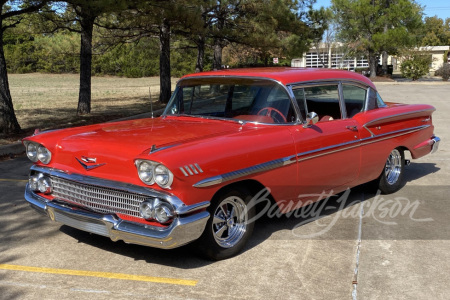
[23, 68, 440, 260]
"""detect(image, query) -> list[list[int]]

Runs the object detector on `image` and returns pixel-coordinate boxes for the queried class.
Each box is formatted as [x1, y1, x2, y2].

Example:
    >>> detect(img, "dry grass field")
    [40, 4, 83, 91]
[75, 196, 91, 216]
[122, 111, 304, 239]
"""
[2, 73, 178, 145]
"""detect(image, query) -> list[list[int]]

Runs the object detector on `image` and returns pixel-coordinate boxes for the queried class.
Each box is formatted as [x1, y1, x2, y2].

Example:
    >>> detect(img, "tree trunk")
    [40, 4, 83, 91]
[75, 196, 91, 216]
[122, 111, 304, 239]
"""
[212, 13, 225, 70]
[368, 49, 378, 79]
[195, 35, 205, 73]
[0, 27, 21, 137]
[213, 38, 223, 70]
[77, 10, 96, 115]
[382, 50, 388, 75]
[159, 19, 171, 104]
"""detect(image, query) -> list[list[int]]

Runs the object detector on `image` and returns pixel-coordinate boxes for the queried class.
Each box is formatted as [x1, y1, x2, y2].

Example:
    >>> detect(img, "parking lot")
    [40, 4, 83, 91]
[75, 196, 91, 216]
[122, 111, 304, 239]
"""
[1, 82, 449, 299]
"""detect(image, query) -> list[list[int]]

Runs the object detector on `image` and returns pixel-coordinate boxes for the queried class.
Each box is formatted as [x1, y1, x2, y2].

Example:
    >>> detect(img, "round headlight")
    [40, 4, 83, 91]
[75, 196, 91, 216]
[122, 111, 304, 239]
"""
[37, 176, 53, 194]
[139, 199, 155, 220]
[37, 145, 52, 164]
[154, 164, 173, 189]
[26, 143, 39, 162]
[29, 174, 41, 191]
[138, 161, 154, 184]
[154, 202, 174, 223]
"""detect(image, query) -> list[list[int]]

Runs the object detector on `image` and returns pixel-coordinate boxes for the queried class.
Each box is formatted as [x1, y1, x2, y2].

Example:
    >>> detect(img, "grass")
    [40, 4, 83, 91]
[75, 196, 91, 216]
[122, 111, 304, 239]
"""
[2, 73, 178, 145]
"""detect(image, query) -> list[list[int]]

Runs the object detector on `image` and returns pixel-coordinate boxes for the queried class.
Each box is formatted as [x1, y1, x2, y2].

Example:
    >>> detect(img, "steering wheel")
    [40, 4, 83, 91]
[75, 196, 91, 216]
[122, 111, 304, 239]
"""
[256, 107, 287, 123]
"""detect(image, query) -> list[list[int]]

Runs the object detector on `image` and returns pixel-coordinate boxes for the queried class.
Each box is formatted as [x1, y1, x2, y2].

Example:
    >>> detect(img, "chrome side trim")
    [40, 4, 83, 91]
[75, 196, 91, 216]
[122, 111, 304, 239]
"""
[297, 125, 430, 162]
[363, 108, 435, 137]
[29, 165, 209, 215]
[193, 125, 430, 188]
[363, 124, 376, 137]
[297, 142, 360, 162]
[193, 155, 296, 188]
[360, 125, 429, 146]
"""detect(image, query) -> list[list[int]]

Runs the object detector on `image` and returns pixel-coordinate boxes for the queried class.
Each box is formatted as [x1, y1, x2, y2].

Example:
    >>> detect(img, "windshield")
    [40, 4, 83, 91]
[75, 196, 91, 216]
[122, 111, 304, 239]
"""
[164, 77, 297, 124]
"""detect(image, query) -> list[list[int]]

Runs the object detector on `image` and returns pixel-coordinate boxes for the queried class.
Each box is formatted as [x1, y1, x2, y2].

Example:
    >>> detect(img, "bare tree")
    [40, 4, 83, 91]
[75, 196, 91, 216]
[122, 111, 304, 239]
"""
[1, 0, 48, 137]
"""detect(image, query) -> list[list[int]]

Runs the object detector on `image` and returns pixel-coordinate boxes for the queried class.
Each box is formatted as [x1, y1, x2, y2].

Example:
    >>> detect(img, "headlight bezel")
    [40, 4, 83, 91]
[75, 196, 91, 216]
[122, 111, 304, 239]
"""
[24, 141, 52, 165]
[135, 159, 174, 189]
[37, 144, 52, 164]
[25, 141, 39, 162]
[154, 164, 174, 189]
[138, 198, 175, 224]
[137, 160, 155, 185]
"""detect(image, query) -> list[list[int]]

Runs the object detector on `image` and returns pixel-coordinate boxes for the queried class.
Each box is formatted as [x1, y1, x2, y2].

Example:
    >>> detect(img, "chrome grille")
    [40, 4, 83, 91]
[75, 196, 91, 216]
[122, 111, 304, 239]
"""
[51, 176, 147, 217]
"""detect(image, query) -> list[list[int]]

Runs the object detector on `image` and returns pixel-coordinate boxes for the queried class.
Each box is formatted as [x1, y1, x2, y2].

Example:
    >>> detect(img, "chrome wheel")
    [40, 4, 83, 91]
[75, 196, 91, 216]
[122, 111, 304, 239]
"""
[212, 196, 248, 248]
[384, 149, 402, 185]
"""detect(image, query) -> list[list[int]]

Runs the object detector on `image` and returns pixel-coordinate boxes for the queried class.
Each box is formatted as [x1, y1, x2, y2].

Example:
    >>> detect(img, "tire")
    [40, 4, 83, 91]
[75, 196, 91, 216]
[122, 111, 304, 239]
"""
[377, 148, 405, 194]
[196, 186, 255, 260]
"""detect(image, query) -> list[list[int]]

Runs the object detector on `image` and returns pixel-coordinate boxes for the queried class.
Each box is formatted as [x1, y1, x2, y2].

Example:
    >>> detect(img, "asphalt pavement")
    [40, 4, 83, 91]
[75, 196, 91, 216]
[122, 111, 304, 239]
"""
[0, 82, 449, 299]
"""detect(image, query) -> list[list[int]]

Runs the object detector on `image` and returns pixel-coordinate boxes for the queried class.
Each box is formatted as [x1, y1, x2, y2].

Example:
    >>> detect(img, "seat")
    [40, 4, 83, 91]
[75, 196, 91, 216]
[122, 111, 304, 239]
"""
[319, 115, 334, 122]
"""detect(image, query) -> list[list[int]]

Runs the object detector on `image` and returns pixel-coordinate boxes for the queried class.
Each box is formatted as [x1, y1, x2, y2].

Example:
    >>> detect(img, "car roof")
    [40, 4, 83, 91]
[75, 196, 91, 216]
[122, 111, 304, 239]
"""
[181, 67, 376, 89]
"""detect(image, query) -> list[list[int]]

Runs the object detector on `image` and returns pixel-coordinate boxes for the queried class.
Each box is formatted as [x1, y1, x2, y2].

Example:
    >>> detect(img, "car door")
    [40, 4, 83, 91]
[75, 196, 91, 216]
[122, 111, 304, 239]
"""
[289, 82, 364, 200]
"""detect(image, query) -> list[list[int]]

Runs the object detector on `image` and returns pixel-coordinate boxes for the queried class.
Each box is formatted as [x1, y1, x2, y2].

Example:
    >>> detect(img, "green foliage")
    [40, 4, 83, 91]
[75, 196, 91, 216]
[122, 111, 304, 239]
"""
[435, 64, 450, 81]
[222, 0, 324, 66]
[4, 0, 326, 78]
[400, 52, 432, 81]
[420, 16, 450, 46]
[93, 40, 158, 77]
[35, 33, 80, 73]
[332, 0, 424, 75]
[4, 30, 80, 74]
[3, 32, 37, 73]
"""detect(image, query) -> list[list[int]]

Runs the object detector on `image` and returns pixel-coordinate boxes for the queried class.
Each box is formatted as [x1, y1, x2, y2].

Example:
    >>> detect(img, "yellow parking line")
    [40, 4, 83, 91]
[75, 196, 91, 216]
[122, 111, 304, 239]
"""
[0, 264, 197, 286]
[0, 179, 28, 182]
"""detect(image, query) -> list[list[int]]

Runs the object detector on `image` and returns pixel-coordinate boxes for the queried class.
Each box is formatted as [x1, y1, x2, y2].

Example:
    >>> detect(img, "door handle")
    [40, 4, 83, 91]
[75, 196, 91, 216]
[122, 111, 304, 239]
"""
[346, 125, 358, 131]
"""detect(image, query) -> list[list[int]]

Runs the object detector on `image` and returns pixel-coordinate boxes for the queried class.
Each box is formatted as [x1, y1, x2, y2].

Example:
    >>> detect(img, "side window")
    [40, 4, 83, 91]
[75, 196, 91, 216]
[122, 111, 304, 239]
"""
[342, 85, 367, 118]
[292, 88, 307, 121]
[376, 92, 387, 107]
[261, 85, 297, 123]
[303, 85, 341, 121]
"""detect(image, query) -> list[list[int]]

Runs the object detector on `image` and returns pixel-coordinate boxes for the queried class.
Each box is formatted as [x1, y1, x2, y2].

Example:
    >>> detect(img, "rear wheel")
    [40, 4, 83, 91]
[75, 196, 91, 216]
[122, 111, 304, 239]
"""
[196, 187, 255, 260]
[378, 148, 405, 194]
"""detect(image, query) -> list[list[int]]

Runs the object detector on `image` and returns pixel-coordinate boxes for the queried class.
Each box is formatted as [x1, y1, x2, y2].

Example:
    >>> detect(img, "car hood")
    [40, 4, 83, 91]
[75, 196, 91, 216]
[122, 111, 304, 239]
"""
[28, 116, 242, 183]
[57, 116, 240, 154]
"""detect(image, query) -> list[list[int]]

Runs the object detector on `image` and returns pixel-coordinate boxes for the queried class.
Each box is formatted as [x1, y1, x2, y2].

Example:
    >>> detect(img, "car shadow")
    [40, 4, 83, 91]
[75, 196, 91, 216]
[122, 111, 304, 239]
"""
[403, 162, 440, 183]
[59, 225, 214, 268]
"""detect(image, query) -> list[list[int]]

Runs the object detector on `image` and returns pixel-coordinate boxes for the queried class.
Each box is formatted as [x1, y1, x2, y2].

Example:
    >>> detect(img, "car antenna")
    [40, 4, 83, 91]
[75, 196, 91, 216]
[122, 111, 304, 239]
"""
[149, 86, 154, 118]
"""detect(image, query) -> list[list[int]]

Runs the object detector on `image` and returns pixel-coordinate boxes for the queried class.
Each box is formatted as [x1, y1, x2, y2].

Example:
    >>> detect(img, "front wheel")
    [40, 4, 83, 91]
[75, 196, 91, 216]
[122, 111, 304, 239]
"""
[196, 187, 255, 260]
[377, 148, 405, 194]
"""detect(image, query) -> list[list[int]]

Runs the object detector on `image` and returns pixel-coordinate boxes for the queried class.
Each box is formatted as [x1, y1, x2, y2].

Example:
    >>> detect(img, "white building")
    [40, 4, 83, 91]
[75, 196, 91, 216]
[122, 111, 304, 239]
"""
[292, 44, 450, 74]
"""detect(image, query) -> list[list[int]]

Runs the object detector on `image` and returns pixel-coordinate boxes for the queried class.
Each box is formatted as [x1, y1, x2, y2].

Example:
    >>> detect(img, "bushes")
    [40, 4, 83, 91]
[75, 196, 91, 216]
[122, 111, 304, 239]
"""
[435, 64, 450, 81]
[400, 53, 432, 81]
[5, 31, 198, 78]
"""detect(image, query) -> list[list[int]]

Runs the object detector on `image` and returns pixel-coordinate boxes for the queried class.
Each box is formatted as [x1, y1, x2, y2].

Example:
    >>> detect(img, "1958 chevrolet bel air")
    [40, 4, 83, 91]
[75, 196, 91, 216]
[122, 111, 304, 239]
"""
[23, 68, 440, 260]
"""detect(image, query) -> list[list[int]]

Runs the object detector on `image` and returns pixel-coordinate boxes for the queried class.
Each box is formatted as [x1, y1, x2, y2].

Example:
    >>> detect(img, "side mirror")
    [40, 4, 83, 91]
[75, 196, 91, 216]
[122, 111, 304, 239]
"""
[303, 112, 319, 128]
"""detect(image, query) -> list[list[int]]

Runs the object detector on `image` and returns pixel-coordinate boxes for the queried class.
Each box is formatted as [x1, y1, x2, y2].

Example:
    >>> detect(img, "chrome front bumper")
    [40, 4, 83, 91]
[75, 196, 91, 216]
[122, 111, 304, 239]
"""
[25, 185, 210, 249]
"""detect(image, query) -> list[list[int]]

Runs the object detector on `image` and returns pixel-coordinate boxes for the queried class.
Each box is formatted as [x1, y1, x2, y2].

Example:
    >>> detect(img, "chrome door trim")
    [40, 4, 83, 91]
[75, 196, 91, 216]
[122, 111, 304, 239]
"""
[193, 124, 429, 188]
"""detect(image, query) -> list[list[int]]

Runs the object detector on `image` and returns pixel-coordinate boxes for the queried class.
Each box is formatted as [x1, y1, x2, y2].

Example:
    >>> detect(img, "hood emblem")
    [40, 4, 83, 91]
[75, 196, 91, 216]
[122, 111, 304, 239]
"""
[76, 157, 106, 171]
[80, 156, 97, 163]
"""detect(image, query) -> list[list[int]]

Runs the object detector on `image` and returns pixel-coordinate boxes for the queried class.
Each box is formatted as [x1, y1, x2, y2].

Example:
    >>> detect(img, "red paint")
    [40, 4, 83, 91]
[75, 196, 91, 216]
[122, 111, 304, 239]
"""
[24, 68, 438, 224]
